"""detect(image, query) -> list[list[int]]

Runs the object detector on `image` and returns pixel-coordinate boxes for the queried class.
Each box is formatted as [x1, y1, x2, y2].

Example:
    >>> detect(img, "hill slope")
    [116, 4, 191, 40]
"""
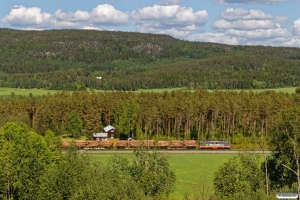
[0, 28, 300, 90]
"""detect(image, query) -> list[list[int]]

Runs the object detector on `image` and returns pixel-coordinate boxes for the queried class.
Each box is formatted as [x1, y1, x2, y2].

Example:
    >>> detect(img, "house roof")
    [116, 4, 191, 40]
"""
[104, 125, 115, 132]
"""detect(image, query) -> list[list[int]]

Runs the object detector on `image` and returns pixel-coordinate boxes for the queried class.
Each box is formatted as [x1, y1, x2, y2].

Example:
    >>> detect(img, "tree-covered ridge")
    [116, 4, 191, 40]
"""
[1, 28, 300, 90]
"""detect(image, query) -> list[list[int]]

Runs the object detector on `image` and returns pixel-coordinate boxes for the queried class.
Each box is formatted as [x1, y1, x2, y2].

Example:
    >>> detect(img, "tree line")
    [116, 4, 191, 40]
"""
[1, 89, 299, 145]
[1, 29, 300, 90]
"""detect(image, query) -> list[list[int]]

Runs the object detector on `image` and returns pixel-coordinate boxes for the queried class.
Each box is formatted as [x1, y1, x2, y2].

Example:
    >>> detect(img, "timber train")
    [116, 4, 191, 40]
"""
[62, 139, 231, 150]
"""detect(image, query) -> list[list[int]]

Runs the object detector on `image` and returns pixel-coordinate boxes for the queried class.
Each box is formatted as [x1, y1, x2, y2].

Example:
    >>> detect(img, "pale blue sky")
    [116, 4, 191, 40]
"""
[1, 0, 300, 47]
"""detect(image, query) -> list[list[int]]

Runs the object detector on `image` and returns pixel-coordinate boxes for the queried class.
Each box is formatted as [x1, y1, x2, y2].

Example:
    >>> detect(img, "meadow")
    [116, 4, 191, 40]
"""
[89, 153, 241, 200]
[0, 87, 64, 98]
[0, 86, 297, 98]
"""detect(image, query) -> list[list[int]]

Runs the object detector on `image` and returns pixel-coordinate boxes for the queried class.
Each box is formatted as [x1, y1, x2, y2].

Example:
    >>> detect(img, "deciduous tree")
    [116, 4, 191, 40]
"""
[129, 148, 176, 198]
[0, 122, 53, 199]
[213, 153, 266, 200]
[268, 106, 300, 199]
[66, 110, 83, 139]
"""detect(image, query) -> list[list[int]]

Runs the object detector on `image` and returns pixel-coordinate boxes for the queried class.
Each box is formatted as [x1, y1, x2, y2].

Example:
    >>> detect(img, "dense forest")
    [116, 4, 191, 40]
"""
[1, 89, 299, 146]
[1, 28, 300, 90]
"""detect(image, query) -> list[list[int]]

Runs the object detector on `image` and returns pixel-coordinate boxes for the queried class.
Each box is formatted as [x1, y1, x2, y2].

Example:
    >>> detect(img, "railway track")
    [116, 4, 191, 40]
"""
[78, 150, 272, 155]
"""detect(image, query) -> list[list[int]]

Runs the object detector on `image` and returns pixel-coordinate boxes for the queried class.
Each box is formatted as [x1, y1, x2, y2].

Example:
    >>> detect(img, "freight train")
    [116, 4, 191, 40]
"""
[62, 139, 231, 150]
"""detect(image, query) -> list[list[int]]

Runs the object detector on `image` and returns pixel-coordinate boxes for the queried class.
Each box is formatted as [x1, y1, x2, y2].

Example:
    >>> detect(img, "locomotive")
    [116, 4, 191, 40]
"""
[199, 140, 231, 150]
[62, 139, 231, 150]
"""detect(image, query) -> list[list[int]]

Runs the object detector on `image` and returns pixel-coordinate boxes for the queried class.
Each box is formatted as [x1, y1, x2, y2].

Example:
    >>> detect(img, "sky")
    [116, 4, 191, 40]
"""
[0, 0, 300, 47]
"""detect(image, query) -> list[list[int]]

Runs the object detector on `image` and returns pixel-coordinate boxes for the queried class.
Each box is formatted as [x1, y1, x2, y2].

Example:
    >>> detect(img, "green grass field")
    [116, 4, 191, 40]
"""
[168, 153, 236, 199]
[0, 86, 297, 98]
[138, 87, 298, 94]
[210, 87, 298, 94]
[0, 87, 64, 97]
[89, 153, 238, 200]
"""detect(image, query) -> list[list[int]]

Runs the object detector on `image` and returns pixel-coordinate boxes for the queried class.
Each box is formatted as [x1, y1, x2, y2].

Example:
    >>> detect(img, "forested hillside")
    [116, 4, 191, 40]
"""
[1, 28, 300, 90]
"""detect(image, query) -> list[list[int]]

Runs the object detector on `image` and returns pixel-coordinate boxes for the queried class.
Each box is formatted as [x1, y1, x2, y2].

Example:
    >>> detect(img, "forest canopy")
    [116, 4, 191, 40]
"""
[1, 28, 300, 90]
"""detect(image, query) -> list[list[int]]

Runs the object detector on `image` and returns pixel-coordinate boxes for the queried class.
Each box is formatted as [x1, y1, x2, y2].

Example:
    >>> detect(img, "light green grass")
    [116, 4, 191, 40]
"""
[89, 153, 237, 200]
[167, 154, 235, 199]
[138, 87, 298, 94]
[0, 87, 64, 97]
[0, 86, 297, 98]
[211, 87, 297, 94]
[143, 87, 299, 94]
[137, 87, 188, 93]
[61, 135, 88, 141]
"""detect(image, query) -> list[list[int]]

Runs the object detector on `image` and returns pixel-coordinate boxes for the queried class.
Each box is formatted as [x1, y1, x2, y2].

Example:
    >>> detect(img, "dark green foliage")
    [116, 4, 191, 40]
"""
[0, 89, 296, 142]
[1, 28, 300, 90]
[66, 110, 83, 139]
[114, 98, 138, 138]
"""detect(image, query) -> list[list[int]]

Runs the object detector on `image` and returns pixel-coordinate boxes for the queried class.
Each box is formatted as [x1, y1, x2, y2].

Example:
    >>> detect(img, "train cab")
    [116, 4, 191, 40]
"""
[199, 140, 230, 150]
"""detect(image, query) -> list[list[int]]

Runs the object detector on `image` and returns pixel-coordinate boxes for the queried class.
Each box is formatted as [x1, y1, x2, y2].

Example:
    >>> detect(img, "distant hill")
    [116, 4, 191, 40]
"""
[0, 28, 300, 90]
